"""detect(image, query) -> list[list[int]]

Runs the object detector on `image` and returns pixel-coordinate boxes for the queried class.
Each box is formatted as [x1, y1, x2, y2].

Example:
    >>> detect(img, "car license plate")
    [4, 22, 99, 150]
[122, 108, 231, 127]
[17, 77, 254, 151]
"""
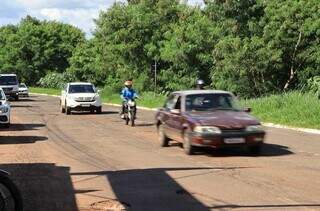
[81, 104, 90, 107]
[224, 138, 245, 144]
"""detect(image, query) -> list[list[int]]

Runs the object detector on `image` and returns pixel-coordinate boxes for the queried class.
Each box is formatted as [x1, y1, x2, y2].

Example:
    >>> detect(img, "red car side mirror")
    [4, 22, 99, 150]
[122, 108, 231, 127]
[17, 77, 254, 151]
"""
[170, 109, 181, 115]
[244, 107, 251, 113]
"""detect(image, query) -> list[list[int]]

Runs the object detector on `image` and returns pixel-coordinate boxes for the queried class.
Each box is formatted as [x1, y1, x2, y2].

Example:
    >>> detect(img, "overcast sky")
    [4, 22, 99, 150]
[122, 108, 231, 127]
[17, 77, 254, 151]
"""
[0, 0, 203, 37]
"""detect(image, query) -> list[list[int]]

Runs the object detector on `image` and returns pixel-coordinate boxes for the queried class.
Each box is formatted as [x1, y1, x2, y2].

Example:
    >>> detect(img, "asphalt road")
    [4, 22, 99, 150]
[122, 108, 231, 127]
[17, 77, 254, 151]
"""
[0, 95, 320, 211]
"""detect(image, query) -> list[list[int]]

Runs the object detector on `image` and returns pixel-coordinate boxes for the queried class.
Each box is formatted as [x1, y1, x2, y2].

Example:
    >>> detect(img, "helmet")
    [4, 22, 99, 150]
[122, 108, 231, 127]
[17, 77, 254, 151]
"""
[125, 80, 133, 86]
[196, 79, 204, 85]
[196, 79, 205, 90]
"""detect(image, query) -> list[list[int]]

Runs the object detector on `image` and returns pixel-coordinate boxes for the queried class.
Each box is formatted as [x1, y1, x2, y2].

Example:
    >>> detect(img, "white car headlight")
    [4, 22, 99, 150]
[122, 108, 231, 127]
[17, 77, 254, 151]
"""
[246, 125, 264, 132]
[194, 126, 221, 134]
[68, 96, 77, 100]
[0, 106, 9, 113]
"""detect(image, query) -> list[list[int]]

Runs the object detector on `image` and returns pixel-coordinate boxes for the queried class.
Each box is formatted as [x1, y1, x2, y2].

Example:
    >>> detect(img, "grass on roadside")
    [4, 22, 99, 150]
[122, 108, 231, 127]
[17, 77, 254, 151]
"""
[30, 87, 61, 96]
[30, 87, 166, 108]
[30, 87, 320, 129]
[100, 89, 166, 108]
[242, 91, 320, 129]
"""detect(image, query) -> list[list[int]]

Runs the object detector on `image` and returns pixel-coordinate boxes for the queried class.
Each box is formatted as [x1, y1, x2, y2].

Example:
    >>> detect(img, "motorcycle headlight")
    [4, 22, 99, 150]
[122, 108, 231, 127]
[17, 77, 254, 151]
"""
[127, 100, 136, 107]
[246, 125, 264, 132]
[193, 126, 221, 134]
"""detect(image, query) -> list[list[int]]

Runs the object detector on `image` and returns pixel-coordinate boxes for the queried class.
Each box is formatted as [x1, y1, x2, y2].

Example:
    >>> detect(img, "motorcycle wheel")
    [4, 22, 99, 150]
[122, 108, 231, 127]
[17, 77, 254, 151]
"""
[125, 114, 129, 125]
[130, 116, 135, 127]
[0, 174, 23, 211]
[129, 110, 135, 127]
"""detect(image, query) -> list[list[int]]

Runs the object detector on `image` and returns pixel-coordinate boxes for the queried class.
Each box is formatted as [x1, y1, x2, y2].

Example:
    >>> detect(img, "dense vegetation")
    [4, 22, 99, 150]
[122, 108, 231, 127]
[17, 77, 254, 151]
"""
[0, 16, 84, 85]
[1, 0, 320, 98]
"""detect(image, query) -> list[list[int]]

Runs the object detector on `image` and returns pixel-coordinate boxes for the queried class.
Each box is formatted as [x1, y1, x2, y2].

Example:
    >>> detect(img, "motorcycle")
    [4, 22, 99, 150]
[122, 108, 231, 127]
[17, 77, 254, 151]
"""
[0, 170, 23, 211]
[124, 99, 137, 127]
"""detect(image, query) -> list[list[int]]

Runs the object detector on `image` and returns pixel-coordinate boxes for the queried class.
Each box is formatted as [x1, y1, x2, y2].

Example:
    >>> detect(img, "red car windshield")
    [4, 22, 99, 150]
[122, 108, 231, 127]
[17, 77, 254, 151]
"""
[185, 93, 241, 112]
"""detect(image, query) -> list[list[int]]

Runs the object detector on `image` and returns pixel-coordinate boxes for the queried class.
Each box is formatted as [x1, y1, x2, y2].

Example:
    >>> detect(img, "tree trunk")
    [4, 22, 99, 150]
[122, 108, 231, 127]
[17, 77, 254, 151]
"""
[284, 31, 302, 91]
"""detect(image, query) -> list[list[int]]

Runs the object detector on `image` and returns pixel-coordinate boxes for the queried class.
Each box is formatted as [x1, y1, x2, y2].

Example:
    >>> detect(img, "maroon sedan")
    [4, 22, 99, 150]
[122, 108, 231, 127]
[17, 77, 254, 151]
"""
[155, 90, 266, 155]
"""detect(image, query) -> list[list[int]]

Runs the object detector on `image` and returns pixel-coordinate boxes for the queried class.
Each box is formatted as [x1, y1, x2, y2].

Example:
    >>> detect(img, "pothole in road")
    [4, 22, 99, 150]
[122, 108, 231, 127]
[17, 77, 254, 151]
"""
[89, 199, 130, 211]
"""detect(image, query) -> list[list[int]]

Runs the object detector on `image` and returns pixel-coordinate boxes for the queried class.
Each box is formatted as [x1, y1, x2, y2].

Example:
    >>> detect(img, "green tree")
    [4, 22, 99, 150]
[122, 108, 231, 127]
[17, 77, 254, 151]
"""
[0, 16, 85, 85]
[67, 39, 105, 85]
[260, 0, 320, 90]
[160, 6, 220, 90]
[212, 36, 282, 97]
[93, 0, 182, 92]
[2, 0, 318, 98]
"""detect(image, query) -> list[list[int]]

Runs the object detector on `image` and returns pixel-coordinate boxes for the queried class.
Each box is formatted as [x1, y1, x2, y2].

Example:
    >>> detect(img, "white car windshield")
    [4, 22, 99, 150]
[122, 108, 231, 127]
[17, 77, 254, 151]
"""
[68, 85, 95, 94]
[19, 84, 27, 88]
[0, 76, 18, 85]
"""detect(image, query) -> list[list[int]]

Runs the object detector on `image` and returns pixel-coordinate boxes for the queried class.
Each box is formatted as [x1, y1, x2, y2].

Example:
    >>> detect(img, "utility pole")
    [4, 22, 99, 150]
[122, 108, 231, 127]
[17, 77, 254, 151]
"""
[154, 60, 157, 94]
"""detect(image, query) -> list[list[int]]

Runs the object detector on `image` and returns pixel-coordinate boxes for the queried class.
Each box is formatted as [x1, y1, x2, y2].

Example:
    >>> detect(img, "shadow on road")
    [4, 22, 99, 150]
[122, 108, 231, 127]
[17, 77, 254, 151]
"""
[19, 96, 46, 102]
[16, 98, 34, 102]
[100, 111, 119, 115]
[69, 111, 119, 116]
[2, 165, 226, 211]
[71, 167, 231, 211]
[0, 136, 47, 144]
[1, 123, 46, 131]
[0, 163, 81, 211]
[0, 163, 318, 211]
[256, 143, 293, 156]
[210, 203, 320, 209]
[199, 143, 293, 157]
[134, 122, 155, 127]
[201, 143, 293, 157]
[9, 104, 35, 108]
[167, 142, 293, 157]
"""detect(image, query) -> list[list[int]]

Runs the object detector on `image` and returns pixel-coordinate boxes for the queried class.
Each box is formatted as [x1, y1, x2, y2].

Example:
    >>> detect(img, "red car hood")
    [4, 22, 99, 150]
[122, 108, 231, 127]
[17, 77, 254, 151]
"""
[186, 110, 260, 129]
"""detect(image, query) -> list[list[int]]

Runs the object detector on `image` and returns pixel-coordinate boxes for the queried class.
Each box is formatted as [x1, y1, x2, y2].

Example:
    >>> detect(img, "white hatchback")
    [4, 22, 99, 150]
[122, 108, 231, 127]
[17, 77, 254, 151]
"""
[18, 83, 29, 97]
[0, 88, 11, 127]
[60, 82, 102, 115]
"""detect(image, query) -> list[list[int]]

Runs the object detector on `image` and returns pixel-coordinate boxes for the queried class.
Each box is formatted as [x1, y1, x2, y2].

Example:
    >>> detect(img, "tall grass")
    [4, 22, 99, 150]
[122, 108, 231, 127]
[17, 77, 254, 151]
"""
[30, 87, 61, 96]
[100, 88, 166, 108]
[30, 87, 166, 108]
[100, 88, 122, 105]
[242, 91, 320, 129]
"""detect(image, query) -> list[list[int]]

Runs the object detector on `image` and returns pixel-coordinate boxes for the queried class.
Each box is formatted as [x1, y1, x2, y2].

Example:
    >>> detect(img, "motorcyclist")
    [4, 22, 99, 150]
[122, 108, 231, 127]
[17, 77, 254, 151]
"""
[120, 80, 138, 119]
[195, 79, 205, 90]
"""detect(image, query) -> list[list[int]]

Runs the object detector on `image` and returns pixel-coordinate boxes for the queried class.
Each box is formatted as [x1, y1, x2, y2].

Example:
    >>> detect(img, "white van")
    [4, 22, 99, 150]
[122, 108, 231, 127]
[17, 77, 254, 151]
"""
[0, 88, 11, 127]
[60, 82, 102, 115]
[0, 74, 19, 101]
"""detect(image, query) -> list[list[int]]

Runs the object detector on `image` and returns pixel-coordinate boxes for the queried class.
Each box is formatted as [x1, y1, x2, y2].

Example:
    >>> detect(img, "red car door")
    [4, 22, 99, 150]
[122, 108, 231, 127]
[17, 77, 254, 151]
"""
[162, 94, 179, 139]
[166, 95, 184, 142]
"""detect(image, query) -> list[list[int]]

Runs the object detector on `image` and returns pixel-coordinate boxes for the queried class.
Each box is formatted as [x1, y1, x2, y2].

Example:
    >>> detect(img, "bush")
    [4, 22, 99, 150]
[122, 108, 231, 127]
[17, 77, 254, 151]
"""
[307, 76, 320, 98]
[38, 72, 75, 89]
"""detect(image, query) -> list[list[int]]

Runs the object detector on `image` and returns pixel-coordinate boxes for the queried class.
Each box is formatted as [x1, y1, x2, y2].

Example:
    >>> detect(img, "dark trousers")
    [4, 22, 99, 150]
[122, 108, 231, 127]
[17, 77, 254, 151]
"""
[121, 101, 125, 114]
